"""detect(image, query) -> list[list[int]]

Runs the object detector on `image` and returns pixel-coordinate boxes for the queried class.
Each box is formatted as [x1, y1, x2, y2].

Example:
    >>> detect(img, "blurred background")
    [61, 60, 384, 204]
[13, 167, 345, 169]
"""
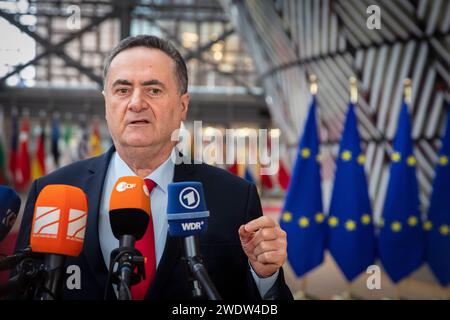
[0, 0, 449, 300]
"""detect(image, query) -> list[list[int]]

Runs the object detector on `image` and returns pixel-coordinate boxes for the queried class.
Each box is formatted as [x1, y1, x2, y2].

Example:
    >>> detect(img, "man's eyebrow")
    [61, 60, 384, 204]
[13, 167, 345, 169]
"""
[112, 79, 132, 87]
[141, 79, 166, 89]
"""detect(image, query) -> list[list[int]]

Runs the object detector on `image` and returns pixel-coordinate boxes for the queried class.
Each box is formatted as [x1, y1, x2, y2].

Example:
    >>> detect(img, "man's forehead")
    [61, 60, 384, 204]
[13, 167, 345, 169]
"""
[107, 47, 175, 82]
[110, 46, 174, 68]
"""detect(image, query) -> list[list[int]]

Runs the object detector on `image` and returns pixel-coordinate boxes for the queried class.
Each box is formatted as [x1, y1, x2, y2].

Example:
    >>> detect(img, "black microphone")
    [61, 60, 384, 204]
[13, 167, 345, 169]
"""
[167, 181, 221, 300]
[107, 176, 150, 300]
[0, 186, 21, 242]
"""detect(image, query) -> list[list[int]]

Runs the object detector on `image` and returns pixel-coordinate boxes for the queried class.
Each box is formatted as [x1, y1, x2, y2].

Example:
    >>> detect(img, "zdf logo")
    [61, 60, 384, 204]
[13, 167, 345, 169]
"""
[116, 182, 137, 192]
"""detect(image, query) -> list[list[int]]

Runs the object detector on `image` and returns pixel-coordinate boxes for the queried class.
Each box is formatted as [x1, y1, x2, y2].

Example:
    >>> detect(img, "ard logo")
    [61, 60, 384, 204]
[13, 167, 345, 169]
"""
[179, 187, 200, 209]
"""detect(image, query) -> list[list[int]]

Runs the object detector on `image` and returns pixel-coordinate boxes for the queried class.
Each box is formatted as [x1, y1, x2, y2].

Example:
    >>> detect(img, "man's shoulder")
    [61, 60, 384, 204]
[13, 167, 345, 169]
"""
[35, 155, 105, 185]
[184, 162, 253, 190]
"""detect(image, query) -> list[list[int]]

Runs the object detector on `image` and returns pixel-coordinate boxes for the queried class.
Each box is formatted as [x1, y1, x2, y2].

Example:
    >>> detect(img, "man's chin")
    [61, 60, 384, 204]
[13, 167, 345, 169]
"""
[120, 137, 156, 148]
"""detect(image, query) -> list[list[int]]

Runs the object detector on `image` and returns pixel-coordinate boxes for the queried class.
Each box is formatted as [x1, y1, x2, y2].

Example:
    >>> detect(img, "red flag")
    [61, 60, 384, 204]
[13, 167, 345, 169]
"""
[278, 160, 290, 190]
[15, 118, 31, 191]
[227, 162, 239, 175]
[260, 171, 274, 189]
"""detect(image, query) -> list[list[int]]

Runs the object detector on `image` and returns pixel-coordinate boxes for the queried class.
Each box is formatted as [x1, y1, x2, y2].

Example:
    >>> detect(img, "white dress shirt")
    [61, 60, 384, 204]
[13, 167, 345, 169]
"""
[98, 150, 278, 298]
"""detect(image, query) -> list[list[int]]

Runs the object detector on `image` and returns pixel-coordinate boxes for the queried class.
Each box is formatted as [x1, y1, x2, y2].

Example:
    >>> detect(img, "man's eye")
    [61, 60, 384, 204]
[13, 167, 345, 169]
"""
[116, 88, 129, 95]
[148, 88, 162, 95]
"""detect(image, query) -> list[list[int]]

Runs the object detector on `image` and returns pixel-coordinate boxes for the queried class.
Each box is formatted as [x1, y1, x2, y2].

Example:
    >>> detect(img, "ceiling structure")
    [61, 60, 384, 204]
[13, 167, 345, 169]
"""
[225, 0, 450, 218]
[0, 0, 268, 126]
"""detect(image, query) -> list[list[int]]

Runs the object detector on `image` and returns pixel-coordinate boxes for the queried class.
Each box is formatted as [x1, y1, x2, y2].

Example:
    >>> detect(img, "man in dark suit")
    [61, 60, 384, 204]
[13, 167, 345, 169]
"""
[14, 35, 293, 300]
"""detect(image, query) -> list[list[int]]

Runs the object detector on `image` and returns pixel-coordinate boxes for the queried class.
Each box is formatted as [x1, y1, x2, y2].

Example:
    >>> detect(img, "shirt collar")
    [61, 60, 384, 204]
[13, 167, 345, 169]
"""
[113, 149, 175, 193]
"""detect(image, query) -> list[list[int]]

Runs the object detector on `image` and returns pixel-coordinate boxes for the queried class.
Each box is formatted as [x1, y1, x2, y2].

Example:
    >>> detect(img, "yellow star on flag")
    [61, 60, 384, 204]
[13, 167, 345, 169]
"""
[407, 215, 418, 227]
[345, 219, 356, 231]
[328, 216, 339, 227]
[357, 154, 366, 165]
[282, 211, 292, 223]
[407, 155, 416, 166]
[341, 150, 352, 161]
[391, 221, 402, 232]
[301, 148, 311, 158]
[391, 152, 401, 162]
[423, 221, 433, 231]
[361, 214, 371, 225]
[315, 212, 325, 223]
[298, 216, 309, 228]
[439, 155, 448, 166]
[439, 224, 449, 236]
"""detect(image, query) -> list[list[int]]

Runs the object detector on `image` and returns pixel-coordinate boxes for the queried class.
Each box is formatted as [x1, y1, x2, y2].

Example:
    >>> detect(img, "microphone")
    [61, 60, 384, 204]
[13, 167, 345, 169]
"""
[0, 186, 21, 242]
[30, 184, 88, 300]
[108, 176, 149, 300]
[167, 181, 221, 300]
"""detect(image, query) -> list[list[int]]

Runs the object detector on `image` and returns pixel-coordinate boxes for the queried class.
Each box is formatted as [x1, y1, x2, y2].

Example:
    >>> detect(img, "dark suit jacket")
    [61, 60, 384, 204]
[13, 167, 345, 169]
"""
[13, 147, 293, 300]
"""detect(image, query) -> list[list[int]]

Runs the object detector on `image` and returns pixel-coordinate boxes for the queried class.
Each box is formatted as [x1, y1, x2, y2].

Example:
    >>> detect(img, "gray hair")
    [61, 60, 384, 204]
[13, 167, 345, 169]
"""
[103, 35, 188, 94]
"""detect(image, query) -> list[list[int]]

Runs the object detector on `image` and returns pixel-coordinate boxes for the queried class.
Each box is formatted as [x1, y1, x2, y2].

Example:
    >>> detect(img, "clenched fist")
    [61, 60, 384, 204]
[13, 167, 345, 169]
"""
[238, 216, 287, 278]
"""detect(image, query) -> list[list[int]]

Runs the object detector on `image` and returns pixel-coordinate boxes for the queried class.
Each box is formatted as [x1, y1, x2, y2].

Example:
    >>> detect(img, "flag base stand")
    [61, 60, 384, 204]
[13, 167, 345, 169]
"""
[442, 285, 450, 300]
[293, 290, 319, 300]
[293, 277, 319, 300]
[331, 283, 362, 300]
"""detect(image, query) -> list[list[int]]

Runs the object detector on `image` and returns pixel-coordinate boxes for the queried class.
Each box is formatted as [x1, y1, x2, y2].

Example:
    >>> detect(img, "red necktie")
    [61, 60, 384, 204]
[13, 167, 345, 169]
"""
[131, 178, 157, 300]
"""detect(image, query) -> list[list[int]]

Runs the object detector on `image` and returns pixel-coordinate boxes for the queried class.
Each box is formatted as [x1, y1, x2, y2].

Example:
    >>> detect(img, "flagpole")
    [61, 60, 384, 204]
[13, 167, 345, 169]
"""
[294, 276, 308, 300]
[394, 282, 401, 300]
[309, 74, 318, 95]
[404, 78, 412, 106]
[344, 282, 353, 300]
[350, 76, 358, 104]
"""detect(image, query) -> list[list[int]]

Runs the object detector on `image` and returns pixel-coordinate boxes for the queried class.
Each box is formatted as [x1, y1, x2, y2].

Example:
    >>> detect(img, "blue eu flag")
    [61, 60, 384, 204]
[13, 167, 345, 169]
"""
[327, 102, 376, 282]
[425, 108, 450, 286]
[280, 95, 326, 277]
[378, 101, 424, 283]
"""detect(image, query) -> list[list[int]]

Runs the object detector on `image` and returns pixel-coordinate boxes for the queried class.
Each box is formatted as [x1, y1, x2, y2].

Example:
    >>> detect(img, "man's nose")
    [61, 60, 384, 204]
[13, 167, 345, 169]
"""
[128, 89, 148, 112]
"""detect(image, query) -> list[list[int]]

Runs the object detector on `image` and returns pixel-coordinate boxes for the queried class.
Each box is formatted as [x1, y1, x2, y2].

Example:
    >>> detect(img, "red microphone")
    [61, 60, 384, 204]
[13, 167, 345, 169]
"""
[30, 184, 88, 300]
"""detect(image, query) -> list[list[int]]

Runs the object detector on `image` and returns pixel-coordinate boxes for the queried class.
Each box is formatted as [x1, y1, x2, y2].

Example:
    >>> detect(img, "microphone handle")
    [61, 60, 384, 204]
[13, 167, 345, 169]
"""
[190, 258, 221, 300]
[117, 235, 135, 300]
[40, 254, 65, 300]
[183, 236, 221, 300]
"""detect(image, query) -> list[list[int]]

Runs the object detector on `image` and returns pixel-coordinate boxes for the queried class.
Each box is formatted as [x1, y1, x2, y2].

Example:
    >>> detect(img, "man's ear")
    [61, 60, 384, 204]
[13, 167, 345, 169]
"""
[180, 93, 190, 121]
[102, 89, 108, 121]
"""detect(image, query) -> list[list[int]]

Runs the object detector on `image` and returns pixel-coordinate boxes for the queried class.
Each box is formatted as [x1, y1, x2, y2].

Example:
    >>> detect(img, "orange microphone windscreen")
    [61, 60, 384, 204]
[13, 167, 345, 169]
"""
[109, 176, 150, 240]
[30, 184, 88, 257]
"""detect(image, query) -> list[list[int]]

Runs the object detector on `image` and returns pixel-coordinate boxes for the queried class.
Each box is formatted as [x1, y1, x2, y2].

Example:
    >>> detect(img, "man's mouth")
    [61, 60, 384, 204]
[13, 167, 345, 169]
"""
[129, 119, 150, 125]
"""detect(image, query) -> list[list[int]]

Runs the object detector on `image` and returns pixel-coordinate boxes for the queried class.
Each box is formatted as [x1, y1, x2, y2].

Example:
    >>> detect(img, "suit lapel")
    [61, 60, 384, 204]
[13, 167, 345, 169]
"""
[146, 161, 195, 299]
[82, 146, 115, 293]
